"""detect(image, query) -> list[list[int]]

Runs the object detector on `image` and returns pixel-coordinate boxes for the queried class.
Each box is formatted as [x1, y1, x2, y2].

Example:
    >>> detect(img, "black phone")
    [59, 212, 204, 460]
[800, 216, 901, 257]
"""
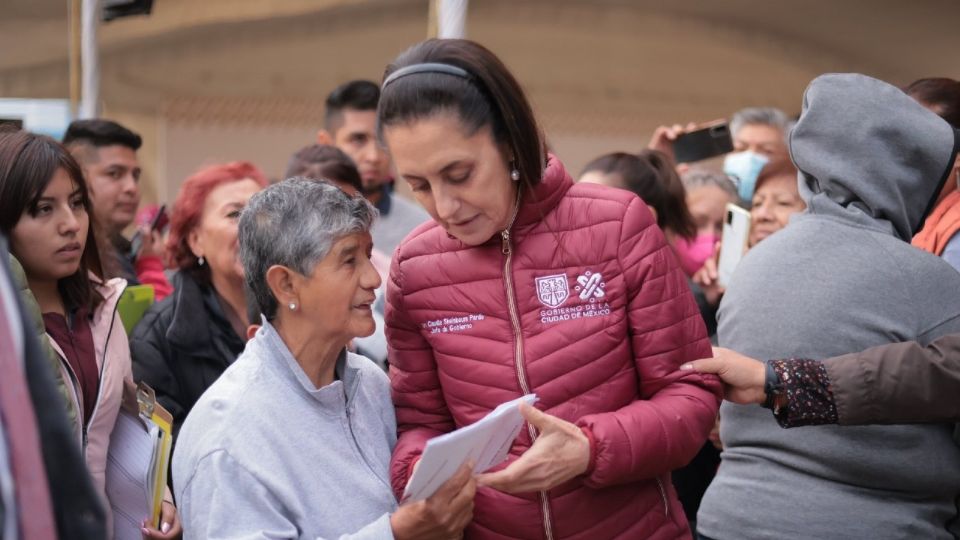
[129, 205, 168, 257]
[150, 205, 169, 233]
[672, 122, 734, 163]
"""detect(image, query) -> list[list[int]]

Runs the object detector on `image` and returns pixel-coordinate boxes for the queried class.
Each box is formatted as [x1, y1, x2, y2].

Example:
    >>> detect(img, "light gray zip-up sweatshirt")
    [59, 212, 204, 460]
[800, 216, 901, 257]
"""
[173, 321, 398, 540]
[698, 74, 960, 539]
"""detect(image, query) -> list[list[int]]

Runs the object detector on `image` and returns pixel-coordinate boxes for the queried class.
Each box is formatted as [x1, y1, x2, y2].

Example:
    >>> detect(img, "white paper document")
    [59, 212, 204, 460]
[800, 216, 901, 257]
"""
[402, 394, 538, 502]
[105, 410, 164, 540]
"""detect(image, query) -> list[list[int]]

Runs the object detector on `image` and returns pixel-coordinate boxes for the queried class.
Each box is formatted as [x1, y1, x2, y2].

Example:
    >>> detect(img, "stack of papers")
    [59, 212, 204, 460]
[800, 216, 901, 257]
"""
[402, 394, 537, 502]
[105, 382, 173, 539]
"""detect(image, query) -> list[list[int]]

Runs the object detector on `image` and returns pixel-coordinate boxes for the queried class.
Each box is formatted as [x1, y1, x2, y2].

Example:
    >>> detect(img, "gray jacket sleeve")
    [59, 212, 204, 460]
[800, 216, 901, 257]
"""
[179, 450, 394, 540]
[825, 333, 960, 425]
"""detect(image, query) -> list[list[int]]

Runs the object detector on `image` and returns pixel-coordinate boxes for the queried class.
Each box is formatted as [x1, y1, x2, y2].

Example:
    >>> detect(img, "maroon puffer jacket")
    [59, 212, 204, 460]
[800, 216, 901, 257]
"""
[386, 156, 721, 539]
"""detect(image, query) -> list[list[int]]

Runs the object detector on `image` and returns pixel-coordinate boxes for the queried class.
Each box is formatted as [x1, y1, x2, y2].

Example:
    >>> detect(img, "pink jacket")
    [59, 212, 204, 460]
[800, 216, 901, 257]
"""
[386, 156, 722, 539]
[48, 276, 133, 534]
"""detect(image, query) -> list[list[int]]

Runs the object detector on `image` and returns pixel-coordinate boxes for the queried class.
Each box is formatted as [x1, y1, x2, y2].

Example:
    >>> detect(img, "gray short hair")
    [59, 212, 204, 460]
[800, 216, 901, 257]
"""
[681, 168, 739, 199]
[239, 177, 378, 320]
[730, 107, 794, 139]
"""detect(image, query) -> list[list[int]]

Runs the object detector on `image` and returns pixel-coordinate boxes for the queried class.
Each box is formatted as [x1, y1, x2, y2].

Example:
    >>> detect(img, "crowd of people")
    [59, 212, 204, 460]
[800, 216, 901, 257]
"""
[1, 37, 959, 540]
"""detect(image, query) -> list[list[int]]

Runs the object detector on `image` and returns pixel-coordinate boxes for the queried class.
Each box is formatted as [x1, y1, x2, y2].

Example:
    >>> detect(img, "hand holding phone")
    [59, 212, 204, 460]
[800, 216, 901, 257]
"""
[672, 121, 734, 163]
[150, 205, 169, 234]
[130, 205, 169, 259]
[717, 204, 751, 288]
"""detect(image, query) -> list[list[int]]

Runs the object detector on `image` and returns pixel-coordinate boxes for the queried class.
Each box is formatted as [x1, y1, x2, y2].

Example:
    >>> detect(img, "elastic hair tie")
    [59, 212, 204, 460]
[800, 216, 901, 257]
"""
[381, 62, 470, 89]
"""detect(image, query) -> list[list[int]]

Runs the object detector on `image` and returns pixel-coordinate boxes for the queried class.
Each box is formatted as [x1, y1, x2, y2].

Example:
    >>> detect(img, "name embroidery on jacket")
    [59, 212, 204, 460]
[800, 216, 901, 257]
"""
[422, 313, 485, 334]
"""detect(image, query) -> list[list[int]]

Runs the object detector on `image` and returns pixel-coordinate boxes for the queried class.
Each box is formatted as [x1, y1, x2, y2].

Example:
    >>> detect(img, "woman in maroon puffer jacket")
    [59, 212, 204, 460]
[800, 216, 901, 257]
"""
[377, 38, 722, 540]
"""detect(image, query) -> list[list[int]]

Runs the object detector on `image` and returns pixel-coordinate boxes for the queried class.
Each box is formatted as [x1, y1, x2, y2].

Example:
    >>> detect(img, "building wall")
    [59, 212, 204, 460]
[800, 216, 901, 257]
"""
[2, 0, 959, 206]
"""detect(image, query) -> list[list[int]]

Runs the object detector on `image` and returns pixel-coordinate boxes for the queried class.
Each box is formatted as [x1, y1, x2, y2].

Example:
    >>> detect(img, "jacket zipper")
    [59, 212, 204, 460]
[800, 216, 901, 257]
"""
[501, 220, 555, 540]
[342, 375, 392, 492]
[83, 288, 121, 454]
[656, 477, 669, 517]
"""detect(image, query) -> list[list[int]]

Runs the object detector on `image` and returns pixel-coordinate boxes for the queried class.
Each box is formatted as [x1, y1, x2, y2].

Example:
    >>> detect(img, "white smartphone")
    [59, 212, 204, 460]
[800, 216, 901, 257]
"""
[717, 203, 751, 288]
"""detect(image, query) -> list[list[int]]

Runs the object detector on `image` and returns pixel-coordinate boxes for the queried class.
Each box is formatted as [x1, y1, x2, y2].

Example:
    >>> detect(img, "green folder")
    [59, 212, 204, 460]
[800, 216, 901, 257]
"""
[118, 284, 155, 335]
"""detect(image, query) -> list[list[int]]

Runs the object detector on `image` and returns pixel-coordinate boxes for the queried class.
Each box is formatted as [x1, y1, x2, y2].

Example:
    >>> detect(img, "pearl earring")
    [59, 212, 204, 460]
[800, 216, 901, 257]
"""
[289, 302, 297, 311]
[197, 256, 205, 266]
[510, 169, 520, 182]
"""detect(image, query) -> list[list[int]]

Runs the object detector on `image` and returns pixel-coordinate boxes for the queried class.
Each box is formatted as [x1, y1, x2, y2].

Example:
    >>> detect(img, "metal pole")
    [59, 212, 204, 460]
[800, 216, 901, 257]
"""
[427, 0, 438, 38]
[79, 0, 100, 119]
[69, 0, 82, 117]
[437, 0, 468, 39]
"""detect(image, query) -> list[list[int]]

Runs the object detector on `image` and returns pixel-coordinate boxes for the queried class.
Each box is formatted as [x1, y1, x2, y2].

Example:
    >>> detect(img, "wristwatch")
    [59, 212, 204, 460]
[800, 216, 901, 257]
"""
[762, 361, 788, 413]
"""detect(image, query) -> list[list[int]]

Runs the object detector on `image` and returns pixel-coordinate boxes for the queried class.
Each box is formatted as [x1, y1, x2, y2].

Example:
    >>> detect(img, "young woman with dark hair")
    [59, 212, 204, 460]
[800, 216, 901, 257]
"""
[0, 129, 180, 538]
[378, 39, 721, 539]
[580, 150, 697, 243]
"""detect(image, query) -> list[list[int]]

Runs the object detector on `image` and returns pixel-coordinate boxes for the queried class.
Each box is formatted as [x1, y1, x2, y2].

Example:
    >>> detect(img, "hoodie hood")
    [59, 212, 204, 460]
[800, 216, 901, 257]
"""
[790, 73, 960, 241]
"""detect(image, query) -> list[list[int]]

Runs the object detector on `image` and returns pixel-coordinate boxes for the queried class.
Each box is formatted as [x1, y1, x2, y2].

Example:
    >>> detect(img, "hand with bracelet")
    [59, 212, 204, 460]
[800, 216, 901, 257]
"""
[681, 347, 837, 428]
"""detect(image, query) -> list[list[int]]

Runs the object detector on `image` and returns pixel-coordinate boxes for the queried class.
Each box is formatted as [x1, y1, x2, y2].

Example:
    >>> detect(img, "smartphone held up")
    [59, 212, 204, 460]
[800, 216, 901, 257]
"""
[672, 121, 734, 163]
[717, 203, 751, 288]
[130, 204, 169, 258]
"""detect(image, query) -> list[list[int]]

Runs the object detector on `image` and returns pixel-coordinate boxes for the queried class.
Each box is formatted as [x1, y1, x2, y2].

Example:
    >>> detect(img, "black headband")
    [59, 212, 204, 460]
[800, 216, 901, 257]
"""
[381, 63, 470, 89]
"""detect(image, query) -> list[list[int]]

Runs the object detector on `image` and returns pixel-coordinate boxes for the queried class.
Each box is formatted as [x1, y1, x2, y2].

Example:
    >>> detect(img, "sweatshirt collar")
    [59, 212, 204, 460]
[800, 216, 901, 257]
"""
[256, 319, 361, 412]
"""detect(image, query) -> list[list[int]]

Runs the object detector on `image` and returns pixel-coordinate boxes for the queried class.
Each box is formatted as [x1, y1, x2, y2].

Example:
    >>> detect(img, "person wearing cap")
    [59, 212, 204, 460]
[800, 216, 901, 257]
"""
[695, 73, 960, 540]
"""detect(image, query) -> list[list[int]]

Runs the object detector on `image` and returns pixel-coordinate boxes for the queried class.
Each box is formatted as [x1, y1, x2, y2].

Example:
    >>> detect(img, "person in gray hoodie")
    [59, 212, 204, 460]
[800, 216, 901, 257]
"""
[696, 73, 960, 540]
[172, 178, 475, 540]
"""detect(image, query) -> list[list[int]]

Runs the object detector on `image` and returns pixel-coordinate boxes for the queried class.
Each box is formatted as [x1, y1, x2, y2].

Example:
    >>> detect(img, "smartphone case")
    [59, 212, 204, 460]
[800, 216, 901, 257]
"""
[717, 203, 751, 288]
[673, 123, 734, 163]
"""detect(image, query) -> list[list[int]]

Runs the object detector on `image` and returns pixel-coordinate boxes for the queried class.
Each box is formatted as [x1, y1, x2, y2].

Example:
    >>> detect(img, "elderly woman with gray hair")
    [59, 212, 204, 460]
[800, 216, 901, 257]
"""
[172, 178, 475, 540]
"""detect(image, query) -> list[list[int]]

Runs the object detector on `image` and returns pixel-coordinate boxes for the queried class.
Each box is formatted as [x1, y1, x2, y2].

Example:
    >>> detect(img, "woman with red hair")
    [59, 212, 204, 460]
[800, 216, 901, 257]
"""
[130, 161, 267, 443]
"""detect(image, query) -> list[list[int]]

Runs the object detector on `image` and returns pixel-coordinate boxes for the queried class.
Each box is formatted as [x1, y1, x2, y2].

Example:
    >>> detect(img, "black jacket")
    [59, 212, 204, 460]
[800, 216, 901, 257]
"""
[130, 271, 245, 441]
[108, 232, 139, 284]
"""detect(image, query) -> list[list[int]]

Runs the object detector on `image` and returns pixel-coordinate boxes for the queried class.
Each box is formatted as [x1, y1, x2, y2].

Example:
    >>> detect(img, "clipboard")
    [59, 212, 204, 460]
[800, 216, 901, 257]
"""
[107, 381, 173, 538]
[130, 381, 173, 527]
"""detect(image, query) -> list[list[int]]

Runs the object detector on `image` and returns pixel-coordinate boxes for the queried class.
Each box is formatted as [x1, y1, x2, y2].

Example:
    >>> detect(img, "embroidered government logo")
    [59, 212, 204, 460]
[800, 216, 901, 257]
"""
[535, 274, 569, 308]
[576, 271, 605, 302]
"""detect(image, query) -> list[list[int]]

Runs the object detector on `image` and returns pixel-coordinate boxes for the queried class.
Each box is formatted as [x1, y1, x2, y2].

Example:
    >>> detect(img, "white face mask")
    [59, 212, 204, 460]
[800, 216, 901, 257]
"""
[723, 151, 769, 202]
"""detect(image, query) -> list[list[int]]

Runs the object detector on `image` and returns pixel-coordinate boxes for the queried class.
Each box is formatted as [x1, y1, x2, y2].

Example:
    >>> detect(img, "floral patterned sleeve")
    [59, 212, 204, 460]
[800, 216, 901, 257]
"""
[769, 359, 839, 428]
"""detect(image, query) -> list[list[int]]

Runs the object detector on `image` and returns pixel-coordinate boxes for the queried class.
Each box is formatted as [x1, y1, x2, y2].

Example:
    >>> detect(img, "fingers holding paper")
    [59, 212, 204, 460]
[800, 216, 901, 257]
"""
[392, 462, 476, 540]
[477, 402, 591, 494]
